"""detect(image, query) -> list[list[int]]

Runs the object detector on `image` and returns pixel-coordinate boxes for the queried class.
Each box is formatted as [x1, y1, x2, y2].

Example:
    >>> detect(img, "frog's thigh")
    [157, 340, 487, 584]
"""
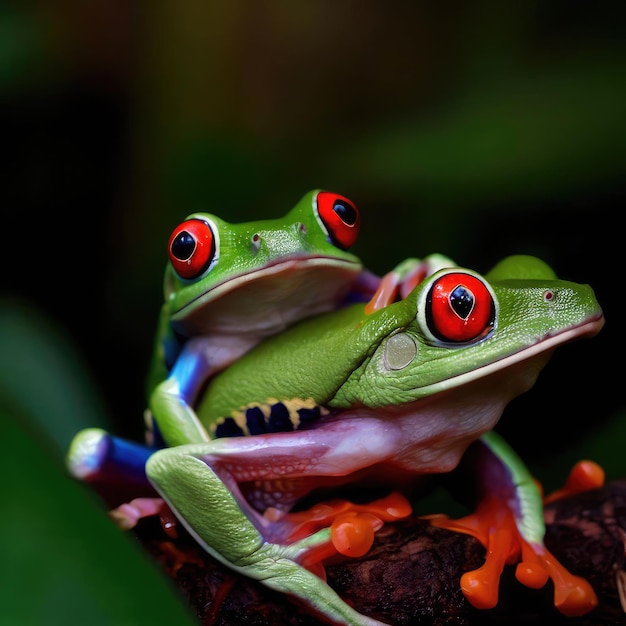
[145, 446, 390, 626]
[145, 446, 263, 563]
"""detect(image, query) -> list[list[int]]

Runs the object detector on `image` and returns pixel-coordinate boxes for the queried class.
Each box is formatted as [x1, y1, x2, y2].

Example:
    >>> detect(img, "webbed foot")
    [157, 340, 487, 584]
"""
[277, 491, 412, 559]
[430, 492, 598, 615]
[109, 496, 175, 532]
[428, 432, 599, 616]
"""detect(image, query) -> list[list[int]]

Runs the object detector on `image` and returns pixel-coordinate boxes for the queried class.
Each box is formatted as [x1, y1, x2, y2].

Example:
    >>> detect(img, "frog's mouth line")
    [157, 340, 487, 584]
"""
[422, 312, 605, 397]
[171, 257, 365, 337]
[206, 311, 605, 441]
[173, 256, 363, 319]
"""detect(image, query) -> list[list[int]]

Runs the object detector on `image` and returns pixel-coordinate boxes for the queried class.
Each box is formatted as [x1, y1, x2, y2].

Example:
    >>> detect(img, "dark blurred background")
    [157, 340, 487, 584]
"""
[1, 2, 624, 623]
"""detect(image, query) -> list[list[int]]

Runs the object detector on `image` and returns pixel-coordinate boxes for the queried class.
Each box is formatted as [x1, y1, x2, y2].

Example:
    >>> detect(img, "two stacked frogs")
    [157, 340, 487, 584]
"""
[67, 190, 605, 626]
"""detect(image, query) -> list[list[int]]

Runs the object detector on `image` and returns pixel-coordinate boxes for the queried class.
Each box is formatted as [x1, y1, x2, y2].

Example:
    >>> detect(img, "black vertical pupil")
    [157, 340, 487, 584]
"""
[449, 285, 474, 319]
[172, 231, 196, 261]
[333, 200, 357, 225]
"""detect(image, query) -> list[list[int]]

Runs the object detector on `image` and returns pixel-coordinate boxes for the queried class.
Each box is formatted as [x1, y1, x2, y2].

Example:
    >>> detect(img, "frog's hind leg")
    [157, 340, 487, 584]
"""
[146, 444, 389, 626]
[66, 427, 171, 530]
[430, 430, 598, 617]
[66, 428, 155, 495]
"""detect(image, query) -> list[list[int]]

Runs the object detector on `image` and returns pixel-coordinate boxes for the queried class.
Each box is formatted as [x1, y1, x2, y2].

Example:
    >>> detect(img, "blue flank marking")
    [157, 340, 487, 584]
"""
[108, 436, 154, 479]
[214, 418, 245, 438]
[169, 350, 206, 401]
[246, 406, 267, 435]
[149, 417, 167, 449]
[297, 406, 321, 424]
[267, 403, 294, 433]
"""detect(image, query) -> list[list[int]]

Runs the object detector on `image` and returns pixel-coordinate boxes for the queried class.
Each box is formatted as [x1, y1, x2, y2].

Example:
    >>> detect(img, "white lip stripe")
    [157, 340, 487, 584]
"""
[422, 315, 604, 395]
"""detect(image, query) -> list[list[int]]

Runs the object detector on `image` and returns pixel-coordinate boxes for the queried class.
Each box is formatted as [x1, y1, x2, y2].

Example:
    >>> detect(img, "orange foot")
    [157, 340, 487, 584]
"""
[269, 492, 412, 573]
[429, 492, 598, 617]
[543, 459, 605, 505]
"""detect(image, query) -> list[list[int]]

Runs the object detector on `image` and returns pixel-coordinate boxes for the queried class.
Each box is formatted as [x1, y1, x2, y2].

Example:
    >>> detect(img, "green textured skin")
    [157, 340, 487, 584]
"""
[146, 189, 363, 394]
[197, 254, 602, 424]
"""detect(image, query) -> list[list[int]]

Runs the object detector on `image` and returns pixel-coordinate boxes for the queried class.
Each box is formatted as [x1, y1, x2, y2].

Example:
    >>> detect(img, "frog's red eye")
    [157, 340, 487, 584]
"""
[316, 191, 360, 250]
[425, 272, 495, 343]
[168, 218, 216, 280]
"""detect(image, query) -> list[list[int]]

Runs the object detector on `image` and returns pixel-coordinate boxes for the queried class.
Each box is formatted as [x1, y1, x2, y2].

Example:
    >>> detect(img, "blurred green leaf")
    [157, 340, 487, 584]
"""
[0, 298, 110, 454]
[0, 300, 196, 626]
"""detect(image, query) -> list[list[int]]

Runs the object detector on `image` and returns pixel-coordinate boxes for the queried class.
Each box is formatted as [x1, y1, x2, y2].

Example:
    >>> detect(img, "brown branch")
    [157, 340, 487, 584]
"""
[134, 481, 626, 626]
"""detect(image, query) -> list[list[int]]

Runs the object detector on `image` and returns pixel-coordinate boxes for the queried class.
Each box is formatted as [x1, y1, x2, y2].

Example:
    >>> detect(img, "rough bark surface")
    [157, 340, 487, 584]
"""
[135, 481, 626, 626]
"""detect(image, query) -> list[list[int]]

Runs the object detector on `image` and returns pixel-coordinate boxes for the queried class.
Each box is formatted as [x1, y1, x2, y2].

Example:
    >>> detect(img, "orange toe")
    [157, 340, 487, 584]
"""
[544, 460, 605, 505]
[429, 493, 598, 615]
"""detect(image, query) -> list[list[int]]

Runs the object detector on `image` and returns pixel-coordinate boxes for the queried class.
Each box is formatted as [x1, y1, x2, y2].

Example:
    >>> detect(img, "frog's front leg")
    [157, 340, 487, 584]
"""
[146, 442, 390, 626]
[431, 430, 598, 616]
[150, 335, 256, 447]
[364, 254, 456, 313]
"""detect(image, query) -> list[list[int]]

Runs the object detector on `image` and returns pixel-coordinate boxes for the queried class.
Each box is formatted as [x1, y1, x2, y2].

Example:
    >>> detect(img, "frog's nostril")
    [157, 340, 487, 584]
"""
[251, 233, 262, 252]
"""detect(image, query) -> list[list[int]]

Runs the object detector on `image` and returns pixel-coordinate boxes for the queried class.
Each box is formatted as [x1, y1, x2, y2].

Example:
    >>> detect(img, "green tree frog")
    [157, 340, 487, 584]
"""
[146, 189, 369, 447]
[140, 254, 604, 626]
[67, 189, 374, 499]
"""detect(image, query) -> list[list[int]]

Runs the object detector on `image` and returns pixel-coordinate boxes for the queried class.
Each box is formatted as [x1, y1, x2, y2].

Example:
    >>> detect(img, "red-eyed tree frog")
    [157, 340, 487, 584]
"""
[67, 189, 375, 496]
[136, 254, 604, 626]
[146, 189, 375, 448]
[152, 191, 381, 445]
